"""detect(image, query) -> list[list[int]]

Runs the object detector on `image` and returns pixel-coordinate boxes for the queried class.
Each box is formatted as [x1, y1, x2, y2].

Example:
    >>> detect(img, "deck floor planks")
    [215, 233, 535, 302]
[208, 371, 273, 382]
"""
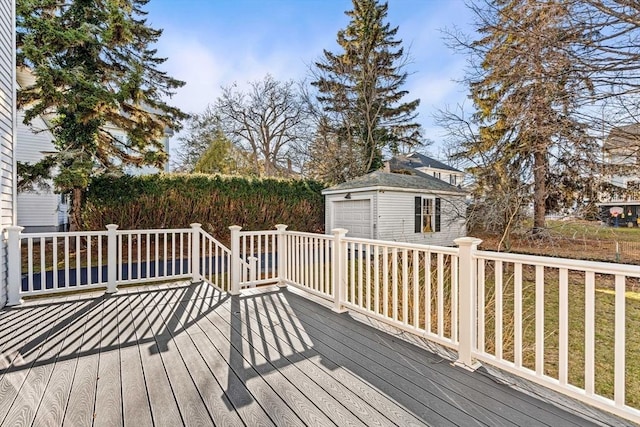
[1, 300, 80, 427]
[204, 293, 388, 427]
[126, 291, 184, 427]
[172, 283, 372, 427]
[220, 293, 422, 427]
[140, 287, 214, 426]
[173, 292, 307, 426]
[219, 293, 413, 427]
[144, 286, 246, 427]
[191, 293, 342, 427]
[0, 281, 616, 427]
[246, 288, 557, 427]
[174, 291, 370, 427]
[282, 288, 596, 427]
[117, 292, 153, 427]
[0, 300, 69, 423]
[245, 290, 463, 426]
[31, 296, 95, 427]
[158, 284, 299, 427]
[62, 296, 105, 427]
[93, 295, 124, 427]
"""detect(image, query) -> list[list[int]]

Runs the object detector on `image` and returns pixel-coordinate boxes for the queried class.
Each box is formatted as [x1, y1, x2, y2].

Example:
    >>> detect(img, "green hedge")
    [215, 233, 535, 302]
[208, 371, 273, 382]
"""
[82, 174, 325, 242]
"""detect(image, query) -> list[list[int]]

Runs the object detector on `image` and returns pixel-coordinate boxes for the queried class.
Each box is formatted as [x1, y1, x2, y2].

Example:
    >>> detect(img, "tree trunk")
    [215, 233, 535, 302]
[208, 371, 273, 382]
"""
[69, 187, 83, 232]
[533, 149, 547, 232]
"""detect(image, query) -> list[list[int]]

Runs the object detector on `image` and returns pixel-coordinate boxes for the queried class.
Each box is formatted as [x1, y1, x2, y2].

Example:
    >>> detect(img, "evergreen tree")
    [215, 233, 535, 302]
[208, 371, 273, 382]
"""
[17, 0, 186, 230]
[311, 0, 421, 181]
[463, 0, 596, 232]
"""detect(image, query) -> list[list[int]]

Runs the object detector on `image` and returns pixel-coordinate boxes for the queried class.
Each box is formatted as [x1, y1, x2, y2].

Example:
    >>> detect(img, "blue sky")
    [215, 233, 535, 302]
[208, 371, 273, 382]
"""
[143, 0, 474, 157]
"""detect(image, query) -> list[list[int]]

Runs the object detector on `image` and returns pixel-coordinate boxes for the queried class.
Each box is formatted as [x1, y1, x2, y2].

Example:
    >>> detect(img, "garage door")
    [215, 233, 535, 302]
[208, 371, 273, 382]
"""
[333, 199, 372, 238]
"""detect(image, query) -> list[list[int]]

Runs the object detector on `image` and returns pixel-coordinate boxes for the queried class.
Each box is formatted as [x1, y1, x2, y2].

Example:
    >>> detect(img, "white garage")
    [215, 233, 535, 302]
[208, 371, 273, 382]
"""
[322, 171, 468, 246]
[332, 199, 372, 238]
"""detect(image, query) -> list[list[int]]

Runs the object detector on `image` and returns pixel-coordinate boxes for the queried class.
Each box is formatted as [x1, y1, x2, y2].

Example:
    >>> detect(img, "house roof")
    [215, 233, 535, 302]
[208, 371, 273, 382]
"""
[604, 124, 640, 151]
[322, 171, 466, 195]
[389, 152, 463, 174]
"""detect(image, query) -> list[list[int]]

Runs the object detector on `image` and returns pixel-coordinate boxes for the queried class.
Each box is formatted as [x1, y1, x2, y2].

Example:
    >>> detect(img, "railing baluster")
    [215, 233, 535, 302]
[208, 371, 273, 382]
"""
[514, 262, 523, 367]
[52, 236, 58, 289]
[402, 249, 408, 324]
[28, 238, 34, 292]
[478, 259, 486, 352]
[40, 237, 46, 290]
[559, 268, 569, 385]
[98, 235, 103, 283]
[392, 247, 398, 321]
[425, 251, 431, 333]
[614, 274, 626, 407]
[495, 261, 503, 359]
[584, 270, 595, 395]
[383, 246, 389, 318]
[437, 252, 444, 337]
[413, 249, 419, 328]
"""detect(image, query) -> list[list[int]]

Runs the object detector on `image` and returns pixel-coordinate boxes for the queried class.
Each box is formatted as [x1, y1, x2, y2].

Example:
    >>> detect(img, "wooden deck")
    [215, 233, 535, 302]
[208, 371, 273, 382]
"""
[0, 281, 618, 426]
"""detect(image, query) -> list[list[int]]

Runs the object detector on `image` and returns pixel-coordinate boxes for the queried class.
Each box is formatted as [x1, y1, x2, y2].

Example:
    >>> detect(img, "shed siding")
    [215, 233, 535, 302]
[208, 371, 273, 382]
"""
[0, 0, 15, 306]
[376, 191, 466, 246]
[16, 111, 59, 230]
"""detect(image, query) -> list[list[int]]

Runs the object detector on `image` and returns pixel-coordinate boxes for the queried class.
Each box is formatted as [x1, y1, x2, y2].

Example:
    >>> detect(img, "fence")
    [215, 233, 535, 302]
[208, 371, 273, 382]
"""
[5, 223, 640, 423]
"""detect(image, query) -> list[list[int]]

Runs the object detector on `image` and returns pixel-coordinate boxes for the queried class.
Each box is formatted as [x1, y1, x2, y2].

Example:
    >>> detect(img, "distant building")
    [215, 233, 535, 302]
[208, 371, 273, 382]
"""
[385, 152, 466, 187]
[598, 124, 640, 226]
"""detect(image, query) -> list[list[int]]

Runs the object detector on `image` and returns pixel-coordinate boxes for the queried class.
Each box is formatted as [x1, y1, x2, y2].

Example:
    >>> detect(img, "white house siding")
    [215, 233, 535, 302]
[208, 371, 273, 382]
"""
[376, 191, 467, 246]
[16, 111, 60, 232]
[0, 0, 15, 306]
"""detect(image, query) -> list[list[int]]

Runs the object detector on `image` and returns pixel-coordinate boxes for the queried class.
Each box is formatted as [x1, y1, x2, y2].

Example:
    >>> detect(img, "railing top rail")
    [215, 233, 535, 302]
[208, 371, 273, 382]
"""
[343, 236, 460, 255]
[20, 230, 109, 239]
[284, 230, 334, 239]
[200, 229, 231, 255]
[116, 228, 192, 235]
[239, 230, 279, 237]
[476, 249, 640, 276]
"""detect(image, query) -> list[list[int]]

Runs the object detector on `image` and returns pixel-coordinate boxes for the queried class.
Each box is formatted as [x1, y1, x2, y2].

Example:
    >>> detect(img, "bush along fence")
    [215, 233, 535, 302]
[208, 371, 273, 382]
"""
[6, 224, 640, 424]
[81, 174, 325, 243]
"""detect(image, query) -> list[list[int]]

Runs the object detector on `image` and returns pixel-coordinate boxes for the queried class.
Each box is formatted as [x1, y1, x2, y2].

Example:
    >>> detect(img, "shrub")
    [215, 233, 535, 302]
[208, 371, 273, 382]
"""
[81, 173, 325, 243]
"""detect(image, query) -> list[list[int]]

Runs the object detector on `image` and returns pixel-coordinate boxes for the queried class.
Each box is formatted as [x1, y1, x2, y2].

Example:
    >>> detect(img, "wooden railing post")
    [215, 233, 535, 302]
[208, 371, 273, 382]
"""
[6, 225, 24, 306]
[275, 224, 288, 287]
[454, 236, 483, 371]
[331, 228, 348, 313]
[106, 224, 119, 294]
[190, 223, 202, 283]
[229, 225, 242, 295]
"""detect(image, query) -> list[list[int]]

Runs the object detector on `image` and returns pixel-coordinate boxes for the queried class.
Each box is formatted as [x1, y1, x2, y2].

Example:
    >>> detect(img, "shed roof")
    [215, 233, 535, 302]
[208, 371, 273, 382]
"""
[322, 171, 466, 194]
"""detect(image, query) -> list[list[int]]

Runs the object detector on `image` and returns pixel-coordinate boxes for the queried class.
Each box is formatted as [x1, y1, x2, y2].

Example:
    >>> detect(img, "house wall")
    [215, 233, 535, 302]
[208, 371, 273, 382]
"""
[0, 0, 15, 307]
[376, 191, 467, 246]
[416, 166, 465, 187]
[16, 111, 60, 232]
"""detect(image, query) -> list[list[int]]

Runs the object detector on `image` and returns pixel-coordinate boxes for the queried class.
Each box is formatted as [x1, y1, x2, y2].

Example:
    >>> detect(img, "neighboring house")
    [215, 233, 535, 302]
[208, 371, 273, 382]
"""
[1, 0, 16, 307]
[322, 171, 468, 246]
[598, 124, 640, 225]
[386, 152, 466, 187]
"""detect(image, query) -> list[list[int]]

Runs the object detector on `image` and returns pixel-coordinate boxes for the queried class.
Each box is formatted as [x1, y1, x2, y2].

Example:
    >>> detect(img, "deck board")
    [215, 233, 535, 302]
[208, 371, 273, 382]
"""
[0, 281, 621, 427]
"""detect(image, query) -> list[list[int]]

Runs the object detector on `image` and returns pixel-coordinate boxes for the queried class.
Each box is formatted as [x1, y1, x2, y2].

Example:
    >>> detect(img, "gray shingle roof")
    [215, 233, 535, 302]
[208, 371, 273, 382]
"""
[390, 153, 462, 173]
[322, 171, 466, 194]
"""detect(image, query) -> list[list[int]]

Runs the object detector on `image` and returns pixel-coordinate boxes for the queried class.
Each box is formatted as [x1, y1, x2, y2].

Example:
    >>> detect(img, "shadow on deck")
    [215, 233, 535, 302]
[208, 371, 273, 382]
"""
[0, 281, 624, 426]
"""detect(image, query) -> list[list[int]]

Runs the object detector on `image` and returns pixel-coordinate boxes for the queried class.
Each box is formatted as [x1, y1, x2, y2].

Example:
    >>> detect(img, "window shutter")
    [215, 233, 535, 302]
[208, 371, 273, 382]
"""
[415, 197, 422, 233]
[435, 198, 441, 232]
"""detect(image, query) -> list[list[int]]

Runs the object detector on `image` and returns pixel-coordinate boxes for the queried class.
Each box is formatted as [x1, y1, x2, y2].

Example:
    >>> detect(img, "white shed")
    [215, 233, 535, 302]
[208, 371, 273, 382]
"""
[323, 171, 468, 246]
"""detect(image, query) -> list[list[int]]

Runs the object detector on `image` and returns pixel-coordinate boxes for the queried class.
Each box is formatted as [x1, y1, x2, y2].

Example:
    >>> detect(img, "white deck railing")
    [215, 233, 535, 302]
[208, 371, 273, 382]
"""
[4, 223, 640, 423]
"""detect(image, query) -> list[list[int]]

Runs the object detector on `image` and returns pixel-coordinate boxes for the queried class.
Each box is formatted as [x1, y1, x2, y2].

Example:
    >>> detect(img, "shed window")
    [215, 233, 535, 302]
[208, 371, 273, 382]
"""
[415, 196, 441, 233]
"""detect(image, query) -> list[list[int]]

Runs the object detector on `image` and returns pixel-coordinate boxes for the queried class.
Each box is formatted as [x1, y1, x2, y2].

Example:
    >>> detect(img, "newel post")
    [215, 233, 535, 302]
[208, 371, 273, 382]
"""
[275, 224, 288, 287]
[229, 225, 242, 295]
[190, 223, 202, 283]
[454, 236, 483, 371]
[331, 228, 348, 313]
[106, 224, 119, 294]
[6, 225, 24, 306]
